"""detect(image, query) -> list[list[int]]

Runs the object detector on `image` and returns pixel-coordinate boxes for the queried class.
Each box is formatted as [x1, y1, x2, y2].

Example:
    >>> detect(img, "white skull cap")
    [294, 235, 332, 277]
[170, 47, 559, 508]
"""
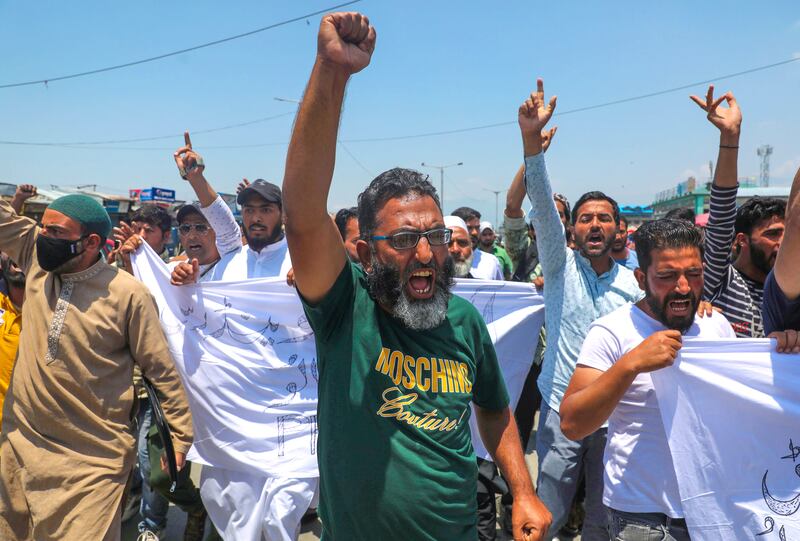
[444, 215, 469, 235]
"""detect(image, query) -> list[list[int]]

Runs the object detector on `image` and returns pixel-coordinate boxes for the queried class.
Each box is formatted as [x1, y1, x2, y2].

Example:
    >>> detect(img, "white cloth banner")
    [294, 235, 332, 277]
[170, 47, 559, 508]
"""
[132, 245, 544, 476]
[651, 339, 800, 540]
[453, 279, 545, 461]
[132, 244, 320, 479]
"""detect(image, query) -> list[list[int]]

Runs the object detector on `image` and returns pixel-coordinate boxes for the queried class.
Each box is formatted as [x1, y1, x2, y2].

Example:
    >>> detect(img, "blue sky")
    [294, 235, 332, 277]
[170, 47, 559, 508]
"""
[1, 1, 799, 224]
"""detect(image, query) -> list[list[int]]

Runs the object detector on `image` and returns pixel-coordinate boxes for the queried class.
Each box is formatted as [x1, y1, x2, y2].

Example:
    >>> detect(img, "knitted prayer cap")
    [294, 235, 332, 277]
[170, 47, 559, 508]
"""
[48, 194, 112, 239]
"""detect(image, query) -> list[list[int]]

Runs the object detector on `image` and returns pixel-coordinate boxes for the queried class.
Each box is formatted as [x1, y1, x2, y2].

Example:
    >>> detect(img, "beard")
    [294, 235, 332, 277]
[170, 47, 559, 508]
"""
[452, 252, 474, 278]
[245, 224, 283, 252]
[366, 256, 455, 331]
[575, 229, 615, 259]
[644, 283, 699, 334]
[749, 241, 776, 276]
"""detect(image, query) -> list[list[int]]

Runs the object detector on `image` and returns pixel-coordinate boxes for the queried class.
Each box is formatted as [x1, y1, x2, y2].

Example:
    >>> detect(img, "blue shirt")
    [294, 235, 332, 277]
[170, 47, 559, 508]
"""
[524, 153, 643, 412]
[614, 249, 639, 271]
[763, 270, 800, 333]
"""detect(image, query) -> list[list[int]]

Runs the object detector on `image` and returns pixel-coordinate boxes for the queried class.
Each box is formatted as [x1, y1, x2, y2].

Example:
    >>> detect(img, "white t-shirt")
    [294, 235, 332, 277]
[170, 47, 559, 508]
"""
[470, 249, 503, 281]
[577, 303, 735, 517]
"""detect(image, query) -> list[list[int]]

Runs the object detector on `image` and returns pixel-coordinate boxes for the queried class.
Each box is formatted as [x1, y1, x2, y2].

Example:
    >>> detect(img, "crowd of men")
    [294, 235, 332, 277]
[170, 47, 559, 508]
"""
[0, 10, 799, 541]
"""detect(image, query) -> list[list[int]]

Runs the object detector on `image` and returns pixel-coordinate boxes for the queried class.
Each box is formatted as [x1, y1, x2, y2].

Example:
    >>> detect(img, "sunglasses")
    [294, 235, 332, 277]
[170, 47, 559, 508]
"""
[178, 223, 210, 235]
[371, 228, 452, 250]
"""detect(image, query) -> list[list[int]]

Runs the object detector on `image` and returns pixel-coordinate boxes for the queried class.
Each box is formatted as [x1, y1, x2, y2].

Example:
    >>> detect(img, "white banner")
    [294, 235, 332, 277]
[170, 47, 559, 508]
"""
[132, 244, 320, 479]
[132, 246, 545, 476]
[651, 339, 800, 540]
[454, 279, 545, 461]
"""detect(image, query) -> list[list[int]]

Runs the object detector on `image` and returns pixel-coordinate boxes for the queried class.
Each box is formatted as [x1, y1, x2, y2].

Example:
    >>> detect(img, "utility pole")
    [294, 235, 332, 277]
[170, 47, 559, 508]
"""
[421, 162, 463, 211]
[757, 145, 773, 187]
[484, 189, 503, 228]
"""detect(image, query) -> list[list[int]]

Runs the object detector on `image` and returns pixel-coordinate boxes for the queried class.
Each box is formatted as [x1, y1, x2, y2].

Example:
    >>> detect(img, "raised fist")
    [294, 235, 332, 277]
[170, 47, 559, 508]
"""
[317, 12, 376, 75]
[15, 184, 37, 201]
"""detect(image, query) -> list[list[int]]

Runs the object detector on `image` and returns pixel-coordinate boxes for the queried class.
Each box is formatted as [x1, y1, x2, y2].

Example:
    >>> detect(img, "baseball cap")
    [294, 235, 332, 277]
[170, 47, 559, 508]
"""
[479, 221, 494, 233]
[176, 203, 205, 224]
[237, 179, 282, 206]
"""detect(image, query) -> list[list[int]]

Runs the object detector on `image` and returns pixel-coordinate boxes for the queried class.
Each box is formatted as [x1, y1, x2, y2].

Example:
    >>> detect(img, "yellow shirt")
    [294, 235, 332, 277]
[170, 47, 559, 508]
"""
[0, 292, 21, 428]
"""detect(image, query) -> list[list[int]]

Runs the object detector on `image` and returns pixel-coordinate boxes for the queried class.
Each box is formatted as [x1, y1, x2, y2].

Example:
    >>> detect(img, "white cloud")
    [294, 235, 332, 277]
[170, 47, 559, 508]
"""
[793, 51, 800, 59]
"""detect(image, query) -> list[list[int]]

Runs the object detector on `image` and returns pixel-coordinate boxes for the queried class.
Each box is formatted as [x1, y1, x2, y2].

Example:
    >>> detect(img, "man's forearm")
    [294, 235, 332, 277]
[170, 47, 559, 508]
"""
[505, 164, 526, 218]
[476, 406, 535, 499]
[713, 130, 740, 188]
[284, 60, 348, 231]
[523, 154, 566, 275]
[560, 361, 638, 441]
[188, 174, 219, 208]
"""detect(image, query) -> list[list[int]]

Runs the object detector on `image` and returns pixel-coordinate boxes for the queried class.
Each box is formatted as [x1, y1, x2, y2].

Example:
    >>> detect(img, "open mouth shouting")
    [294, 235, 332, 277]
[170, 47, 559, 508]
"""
[586, 231, 605, 250]
[249, 224, 267, 235]
[406, 268, 435, 299]
[185, 243, 204, 258]
[667, 297, 692, 317]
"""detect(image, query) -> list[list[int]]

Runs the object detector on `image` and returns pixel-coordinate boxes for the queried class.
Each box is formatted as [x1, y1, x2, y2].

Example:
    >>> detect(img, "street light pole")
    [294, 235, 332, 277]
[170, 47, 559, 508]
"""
[484, 189, 503, 228]
[421, 162, 463, 211]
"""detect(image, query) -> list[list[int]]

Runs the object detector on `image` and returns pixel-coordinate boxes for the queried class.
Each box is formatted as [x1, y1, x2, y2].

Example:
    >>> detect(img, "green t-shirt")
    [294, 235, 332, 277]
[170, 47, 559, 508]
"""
[492, 244, 514, 279]
[302, 262, 510, 541]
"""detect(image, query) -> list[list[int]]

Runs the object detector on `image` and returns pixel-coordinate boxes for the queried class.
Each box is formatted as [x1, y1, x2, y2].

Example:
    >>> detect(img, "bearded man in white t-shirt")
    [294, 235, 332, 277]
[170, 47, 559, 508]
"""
[558, 218, 735, 541]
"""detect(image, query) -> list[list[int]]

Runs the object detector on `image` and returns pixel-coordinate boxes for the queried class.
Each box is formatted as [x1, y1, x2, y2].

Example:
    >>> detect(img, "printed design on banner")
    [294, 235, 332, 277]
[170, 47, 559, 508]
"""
[756, 438, 800, 539]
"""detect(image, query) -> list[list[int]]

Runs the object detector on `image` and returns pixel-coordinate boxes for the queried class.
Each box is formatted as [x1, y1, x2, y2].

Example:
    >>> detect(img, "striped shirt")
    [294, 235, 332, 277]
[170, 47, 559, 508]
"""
[703, 184, 764, 338]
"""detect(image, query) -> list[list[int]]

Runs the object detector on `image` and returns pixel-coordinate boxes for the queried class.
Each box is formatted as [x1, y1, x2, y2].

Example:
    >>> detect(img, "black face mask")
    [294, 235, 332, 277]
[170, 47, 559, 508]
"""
[36, 234, 86, 272]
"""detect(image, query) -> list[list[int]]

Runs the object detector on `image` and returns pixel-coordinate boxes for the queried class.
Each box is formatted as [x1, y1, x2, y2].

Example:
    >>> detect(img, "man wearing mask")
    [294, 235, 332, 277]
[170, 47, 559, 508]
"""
[0, 194, 192, 541]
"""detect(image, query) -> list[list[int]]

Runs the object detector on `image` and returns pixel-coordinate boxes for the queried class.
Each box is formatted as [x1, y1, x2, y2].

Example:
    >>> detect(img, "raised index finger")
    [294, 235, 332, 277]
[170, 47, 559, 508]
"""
[184, 131, 192, 149]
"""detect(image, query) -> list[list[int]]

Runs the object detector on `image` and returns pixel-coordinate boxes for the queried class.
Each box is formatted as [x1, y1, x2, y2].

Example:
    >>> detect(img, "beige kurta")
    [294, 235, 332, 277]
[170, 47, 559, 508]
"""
[0, 200, 193, 541]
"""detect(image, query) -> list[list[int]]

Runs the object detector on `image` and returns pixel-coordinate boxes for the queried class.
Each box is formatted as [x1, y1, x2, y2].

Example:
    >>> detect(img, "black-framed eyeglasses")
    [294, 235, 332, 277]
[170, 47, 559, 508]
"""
[178, 223, 210, 235]
[371, 228, 452, 250]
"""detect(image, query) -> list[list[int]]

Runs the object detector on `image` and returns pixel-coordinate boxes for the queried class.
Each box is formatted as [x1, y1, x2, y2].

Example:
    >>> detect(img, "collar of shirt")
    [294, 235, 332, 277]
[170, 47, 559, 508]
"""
[247, 237, 287, 260]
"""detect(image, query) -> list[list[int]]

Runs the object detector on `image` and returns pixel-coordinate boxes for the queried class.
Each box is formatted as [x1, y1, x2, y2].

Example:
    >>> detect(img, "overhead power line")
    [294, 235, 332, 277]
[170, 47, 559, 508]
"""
[339, 56, 800, 143]
[0, 55, 797, 149]
[0, 0, 361, 89]
[0, 111, 295, 147]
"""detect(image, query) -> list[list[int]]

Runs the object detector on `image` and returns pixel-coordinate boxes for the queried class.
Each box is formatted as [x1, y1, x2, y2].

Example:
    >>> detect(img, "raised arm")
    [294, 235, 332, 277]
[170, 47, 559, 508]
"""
[283, 12, 376, 304]
[504, 129, 556, 266]
[518, 79, 566, 276]
[174, 132, 242, 256]
[773, 166, 800, 300]
[0, 199, 39, 274]
[10, 184, 37, 215]
[689, 86, 742, 300]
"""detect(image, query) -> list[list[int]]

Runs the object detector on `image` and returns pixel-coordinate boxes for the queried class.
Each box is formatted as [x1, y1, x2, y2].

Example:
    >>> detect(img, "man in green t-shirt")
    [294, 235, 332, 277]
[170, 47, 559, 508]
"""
[282, 11, 551, 541]
[478, 221, 514, 280]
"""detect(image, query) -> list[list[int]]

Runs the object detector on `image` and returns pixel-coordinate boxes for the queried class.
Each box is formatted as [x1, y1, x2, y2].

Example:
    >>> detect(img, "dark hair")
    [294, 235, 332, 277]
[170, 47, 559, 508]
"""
[553, 193, 571, 224]
[734, 197, 786, 236]
[131, 204, 172, 233]
[451, 206, 481, 222]
[358, 168, 441, 239]
[619, 215, 629, 229]
[634, 219, 704, 273]
[572, 191, 620, 225]
[664, 207, 695, 224]
[334, 207, 358, 240]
